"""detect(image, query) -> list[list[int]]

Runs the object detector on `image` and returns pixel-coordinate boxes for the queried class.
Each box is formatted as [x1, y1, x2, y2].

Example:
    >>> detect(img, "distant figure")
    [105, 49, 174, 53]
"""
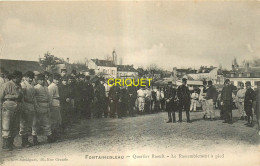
[244, 81, 255, 127]
[236, 83, 246, 120]
[190, 89, 199, 112]
[253, 81, 260, 135]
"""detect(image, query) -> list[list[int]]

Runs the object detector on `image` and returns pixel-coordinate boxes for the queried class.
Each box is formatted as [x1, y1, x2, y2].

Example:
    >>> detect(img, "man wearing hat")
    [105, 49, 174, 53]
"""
[165, 81, 177, 123]
[221, 79, 237, 124]
[253, 81, 260, 135]
[205, 80, 218, 120]
[0, 71, 23, 150]
[48, 74, 62, 137]
[177, 78, 191, 123]
[19, 71, 37, 147]
[244, 81, 255, 127]
[108, 80, 121, 118]
[85, 75, 94, 119]
[236, 82, 246, 120]
[34, 73, 55, 143]
[127, 84, 137, 117]
[94, 79, 106, 118]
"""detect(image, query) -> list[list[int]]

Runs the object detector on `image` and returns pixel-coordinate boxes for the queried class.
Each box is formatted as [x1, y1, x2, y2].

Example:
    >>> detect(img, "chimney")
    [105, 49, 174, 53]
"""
[67, 58, 69, 63]
[245, 62, 249, 72]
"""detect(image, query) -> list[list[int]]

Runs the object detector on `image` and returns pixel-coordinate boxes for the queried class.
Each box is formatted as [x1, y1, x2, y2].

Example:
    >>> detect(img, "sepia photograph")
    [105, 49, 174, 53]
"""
[0, 1, 260, 166]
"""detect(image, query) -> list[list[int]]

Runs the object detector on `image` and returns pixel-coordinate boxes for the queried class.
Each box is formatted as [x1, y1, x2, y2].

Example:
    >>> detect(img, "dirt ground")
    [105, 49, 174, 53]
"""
[0, 109, 259, 166]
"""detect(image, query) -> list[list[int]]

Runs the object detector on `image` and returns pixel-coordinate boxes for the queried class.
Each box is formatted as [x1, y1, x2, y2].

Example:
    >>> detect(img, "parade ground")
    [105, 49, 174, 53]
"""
[0, 109, 259, 166]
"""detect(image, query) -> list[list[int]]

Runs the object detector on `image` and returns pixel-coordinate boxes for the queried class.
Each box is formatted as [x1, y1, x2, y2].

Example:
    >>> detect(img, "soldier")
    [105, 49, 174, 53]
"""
[165, 82, 177, 123]
[103, 79, 110, 118]
[145, 86, 152, 114]
[0, 71, 23, 150]
[85, 76, 94, 119]
[199, 81, 208, 119]
[177, 78, 191, 123]
[59, 76, 72, 131]
[160, 87, 165, 111]
[94, 79, 106, 118]
[48, 74, 62, 137]
[236, 83, 246, 120]
[137, 86, 146, 114]
[221, 79, 237, 124]
[108, 80, 120, 118]
[127, 85, 137, 117]
[253, 81, 260, 135]
[119, 86, 128, 117]
[205, 80, 217, 120]
[190, 89, 199, 112]
[67, 76, 77, 123]
[19, 71, 37, 147]
[34, 74, 55, 144]
[244, 81, 255, 127]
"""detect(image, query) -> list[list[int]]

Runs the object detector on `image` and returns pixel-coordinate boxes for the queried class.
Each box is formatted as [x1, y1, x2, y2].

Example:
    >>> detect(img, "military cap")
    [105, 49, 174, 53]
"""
[182, 78, 187, 82]
[208, 80, 213, 85]
[37, 73, 45, 80]
[24, 71, 35, 78]
[168, 81, 172, 84]
[245, 81, 251, 86]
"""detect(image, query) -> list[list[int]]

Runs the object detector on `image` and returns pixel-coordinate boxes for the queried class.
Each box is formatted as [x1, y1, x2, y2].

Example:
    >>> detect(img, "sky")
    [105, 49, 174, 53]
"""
[0, 1, 260, 70]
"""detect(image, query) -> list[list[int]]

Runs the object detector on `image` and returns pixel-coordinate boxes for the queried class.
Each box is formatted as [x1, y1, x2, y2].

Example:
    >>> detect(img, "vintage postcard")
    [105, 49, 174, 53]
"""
[0, 1, 259, 166]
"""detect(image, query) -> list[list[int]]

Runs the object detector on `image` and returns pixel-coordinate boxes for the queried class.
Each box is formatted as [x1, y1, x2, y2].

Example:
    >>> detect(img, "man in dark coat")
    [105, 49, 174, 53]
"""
[108, 80, 120, 118]
[177, 78, 191, 123]
[94, 79, 106, 118]
[127, 85, 137, 117]
[253, 81, 260, 135]
[244, 81, 255, 127]
[221, 79, 237, 124]
[165, 82, 177, 123]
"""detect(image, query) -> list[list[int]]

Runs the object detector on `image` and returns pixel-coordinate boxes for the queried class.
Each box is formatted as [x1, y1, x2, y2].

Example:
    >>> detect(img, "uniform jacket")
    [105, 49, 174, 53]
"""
[177, 85, 190, 102]
[221, 84, 237, 101]
[48, 83, 60, 107]
[109, 86, 120, 101]
[206, 85, 217, 102]
[245, 88, 255, 106]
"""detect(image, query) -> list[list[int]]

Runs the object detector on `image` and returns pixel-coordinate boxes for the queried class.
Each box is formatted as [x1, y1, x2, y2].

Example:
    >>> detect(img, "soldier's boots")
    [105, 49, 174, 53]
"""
[47, 134, 56, 143]
[21, 136, 32, 148]
[2, 138, 13, 151]
[33, 136, 39, 145]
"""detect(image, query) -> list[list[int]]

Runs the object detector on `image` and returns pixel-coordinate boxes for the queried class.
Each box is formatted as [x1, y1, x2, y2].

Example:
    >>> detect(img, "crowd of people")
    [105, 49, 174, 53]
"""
[0, 67, 260, 151]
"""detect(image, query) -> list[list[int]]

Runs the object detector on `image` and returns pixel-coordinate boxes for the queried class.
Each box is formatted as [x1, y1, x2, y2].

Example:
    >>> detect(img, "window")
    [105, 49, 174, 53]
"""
[247, 73, 251, 77]
[231, 73, 234, 77]
[239, 73, 242, 77]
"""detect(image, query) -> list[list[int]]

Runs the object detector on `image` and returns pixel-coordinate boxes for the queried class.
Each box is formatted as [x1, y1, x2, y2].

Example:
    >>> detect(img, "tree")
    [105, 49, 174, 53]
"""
[39, 52, 63, 73]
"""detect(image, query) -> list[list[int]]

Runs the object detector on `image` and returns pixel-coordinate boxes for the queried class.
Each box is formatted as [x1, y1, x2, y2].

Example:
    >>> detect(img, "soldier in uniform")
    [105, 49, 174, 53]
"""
[48, 74, 62, 137]
[177, 78, 191, 123]
[119, 86, 128, 117]
[59, 76, 72, 131]
[127, 85, 137, 117]
[0, 71, 23, 150]
[75, 74, 86, 119]
[165, 82, 177, 123]
[94, 79, 106, 118]
[244, 81, 255, 127]
[221, 79, 237, 124]
[85, 76, 94, 119]
[236, 83, 246, 120]
[205, 80, 217, 120]
[34, 73, 55, 143]
[19, 71, 37, 147]
[60, 69, 67, 78]
[253, 81, 260, 135]
[137, 86, 146, 114]
[108, 80, 120, 118]
[103, 79, 110, 118]
[199, 81, 208, 119]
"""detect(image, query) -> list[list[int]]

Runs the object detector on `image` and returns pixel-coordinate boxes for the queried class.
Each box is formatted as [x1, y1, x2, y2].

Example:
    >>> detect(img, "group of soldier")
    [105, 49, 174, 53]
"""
[162, 78, 260, 135]
[1, 67, 260, 151]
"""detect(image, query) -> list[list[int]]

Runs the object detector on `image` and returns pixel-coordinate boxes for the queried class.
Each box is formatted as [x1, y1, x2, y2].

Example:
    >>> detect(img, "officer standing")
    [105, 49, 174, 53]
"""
[34, 73, 55, 143]
[108, 80, 120, 118]
[244, 81, 255, 127]
[221, 79, 237, 124]
[127, 85, 137, 117]
[20, 71, 37, 147]
[0, 71, 23, 150]
[177, 78, 191, 123]
[94, 79, 106, 118]
[48, 74, 62, 138]
[165, 82, 177, 123]
[236, 83, 246, 120]
[253, 81, 260, 135]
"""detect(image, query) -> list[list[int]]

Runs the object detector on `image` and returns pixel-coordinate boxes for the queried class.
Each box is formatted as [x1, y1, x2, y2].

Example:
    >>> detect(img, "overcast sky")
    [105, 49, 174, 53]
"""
[0, 1, 259, 70]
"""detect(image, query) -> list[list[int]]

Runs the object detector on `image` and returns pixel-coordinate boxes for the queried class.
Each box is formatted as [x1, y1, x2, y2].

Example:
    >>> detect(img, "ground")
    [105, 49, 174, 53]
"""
[0, 109, 259, 166]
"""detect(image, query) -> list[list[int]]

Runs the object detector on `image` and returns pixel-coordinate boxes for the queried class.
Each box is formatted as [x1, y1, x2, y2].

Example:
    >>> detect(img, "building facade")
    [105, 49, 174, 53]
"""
[88, 59, 117, 79]
[117, 65, 138, 79]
